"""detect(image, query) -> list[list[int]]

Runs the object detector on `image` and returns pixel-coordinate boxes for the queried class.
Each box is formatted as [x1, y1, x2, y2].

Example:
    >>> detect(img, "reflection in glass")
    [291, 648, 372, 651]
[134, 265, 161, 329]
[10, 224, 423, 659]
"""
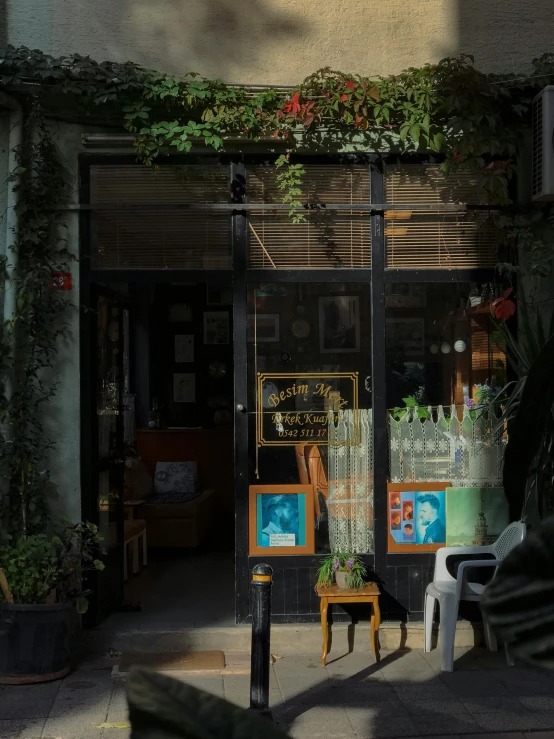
[248, 283, 373, 554]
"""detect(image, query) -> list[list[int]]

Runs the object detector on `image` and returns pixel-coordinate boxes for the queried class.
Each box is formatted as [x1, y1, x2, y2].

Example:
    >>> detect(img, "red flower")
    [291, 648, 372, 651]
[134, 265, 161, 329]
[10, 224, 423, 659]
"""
[341, 93, 349, 102]
[283, 92, 301, 115]
[492, 288, 516, 320]
[346, 80, 355, 90]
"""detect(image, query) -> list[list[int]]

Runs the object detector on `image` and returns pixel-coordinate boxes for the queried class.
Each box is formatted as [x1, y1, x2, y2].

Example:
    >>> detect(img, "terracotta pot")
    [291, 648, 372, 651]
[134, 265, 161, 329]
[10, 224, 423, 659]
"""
[335, 571, 349, 589]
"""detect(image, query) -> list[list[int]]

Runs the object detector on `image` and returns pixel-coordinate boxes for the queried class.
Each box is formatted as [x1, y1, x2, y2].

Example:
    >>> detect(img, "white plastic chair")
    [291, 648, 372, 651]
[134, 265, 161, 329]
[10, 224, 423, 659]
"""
[424, 521, 526, 672]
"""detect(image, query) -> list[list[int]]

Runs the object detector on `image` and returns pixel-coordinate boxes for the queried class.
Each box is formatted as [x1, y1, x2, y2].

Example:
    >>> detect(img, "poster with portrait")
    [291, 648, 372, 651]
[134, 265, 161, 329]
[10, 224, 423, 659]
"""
[388, 483, 450, 553]
[173, 373, 195, 403]
[249, 484, 315, 555]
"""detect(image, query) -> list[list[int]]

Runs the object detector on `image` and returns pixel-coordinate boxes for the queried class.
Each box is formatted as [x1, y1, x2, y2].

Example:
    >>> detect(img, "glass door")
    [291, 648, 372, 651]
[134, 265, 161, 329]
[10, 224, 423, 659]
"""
[91, 286, 127, 622]
[246, 281, 374, 558]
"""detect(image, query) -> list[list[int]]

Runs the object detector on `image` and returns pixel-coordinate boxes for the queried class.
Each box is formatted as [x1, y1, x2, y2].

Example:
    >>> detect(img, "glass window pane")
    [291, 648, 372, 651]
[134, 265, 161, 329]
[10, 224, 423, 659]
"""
[248, 282, 373, 554]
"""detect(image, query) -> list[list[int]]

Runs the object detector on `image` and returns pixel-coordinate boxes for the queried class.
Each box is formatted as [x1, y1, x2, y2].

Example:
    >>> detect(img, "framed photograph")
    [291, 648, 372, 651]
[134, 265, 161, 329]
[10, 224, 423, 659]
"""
[247, 314, 280, 342]
[173, 373, 195, 403]
[388, 483, 451, 553]
[319, 296, 360, 353]
[169, 304, 192, 323]
[206, 284, 233, 306]
[386, 284, 427, 308]
[203, 311, 229, 345]
[249, 484, 315, 555]
[446, 487, 509, 547]
[175, 334, 194, 363]
[386, 317, 425, 357]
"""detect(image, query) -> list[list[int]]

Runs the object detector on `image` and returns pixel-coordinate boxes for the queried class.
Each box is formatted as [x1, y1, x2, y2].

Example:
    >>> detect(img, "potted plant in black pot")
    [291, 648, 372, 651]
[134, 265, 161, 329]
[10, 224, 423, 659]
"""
[0, 521, 104, 684]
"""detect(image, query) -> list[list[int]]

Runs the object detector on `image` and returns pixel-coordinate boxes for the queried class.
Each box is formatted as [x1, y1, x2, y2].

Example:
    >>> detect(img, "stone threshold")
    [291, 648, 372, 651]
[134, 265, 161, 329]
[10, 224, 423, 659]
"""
[111, 652, 251, 679]
[81, 619, 485, 664]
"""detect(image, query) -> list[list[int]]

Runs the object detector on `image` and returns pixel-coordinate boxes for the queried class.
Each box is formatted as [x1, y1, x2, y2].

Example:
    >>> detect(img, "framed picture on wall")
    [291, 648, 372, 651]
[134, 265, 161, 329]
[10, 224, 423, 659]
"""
[388, 482, 451, 553]
[247, 314, 280, 342]
[203, 311, 230, 344]
[249, 484, 315, 555]
[319, 296, 360, 353]
[173, 373, 195, 403]
[175, 334, 194, 363]
[386, 317, 425, 357]
[386, 284, 427, 308]
[169, 304, 192, 323]
[206, 284, 233, 306]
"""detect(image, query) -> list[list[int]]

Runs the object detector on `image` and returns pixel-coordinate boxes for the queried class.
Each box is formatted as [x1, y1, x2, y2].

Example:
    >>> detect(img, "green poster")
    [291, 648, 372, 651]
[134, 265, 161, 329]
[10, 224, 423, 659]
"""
[446, 487, 509, 547]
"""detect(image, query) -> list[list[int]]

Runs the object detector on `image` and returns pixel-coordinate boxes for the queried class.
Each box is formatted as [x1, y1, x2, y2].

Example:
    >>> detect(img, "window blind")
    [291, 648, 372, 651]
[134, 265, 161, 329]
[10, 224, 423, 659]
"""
[90, 165, 231, 270]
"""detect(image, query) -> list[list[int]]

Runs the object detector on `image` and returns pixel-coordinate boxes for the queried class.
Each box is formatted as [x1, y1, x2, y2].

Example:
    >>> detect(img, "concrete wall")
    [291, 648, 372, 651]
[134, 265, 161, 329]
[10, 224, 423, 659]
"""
[5, 0, 554, 85]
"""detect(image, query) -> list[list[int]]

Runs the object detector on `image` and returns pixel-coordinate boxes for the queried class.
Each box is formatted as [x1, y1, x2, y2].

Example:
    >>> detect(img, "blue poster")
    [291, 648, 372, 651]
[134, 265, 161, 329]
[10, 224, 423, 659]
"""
[390, 489, 446, 545]
[256, 493, 306, 548]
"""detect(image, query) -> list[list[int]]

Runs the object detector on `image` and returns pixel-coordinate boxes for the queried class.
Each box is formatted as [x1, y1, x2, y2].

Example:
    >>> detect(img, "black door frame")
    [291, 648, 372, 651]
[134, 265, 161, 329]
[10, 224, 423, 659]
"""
[79, 153, 497, 626]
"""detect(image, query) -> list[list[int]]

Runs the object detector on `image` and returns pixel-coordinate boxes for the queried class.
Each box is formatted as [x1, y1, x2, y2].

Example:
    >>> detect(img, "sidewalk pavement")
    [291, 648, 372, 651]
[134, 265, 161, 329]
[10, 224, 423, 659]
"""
[1, 647, 554, 739]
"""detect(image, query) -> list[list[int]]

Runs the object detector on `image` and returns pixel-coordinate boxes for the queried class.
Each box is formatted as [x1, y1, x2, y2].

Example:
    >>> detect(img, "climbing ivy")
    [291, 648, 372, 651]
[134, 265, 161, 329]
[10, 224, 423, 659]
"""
[2, 45, 554, 537]
[0, 101, 72, 537]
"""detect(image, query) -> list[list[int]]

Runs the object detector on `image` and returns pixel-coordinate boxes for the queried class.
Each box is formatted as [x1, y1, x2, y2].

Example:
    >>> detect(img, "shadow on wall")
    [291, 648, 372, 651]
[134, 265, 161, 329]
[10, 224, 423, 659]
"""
[456, 0, 554, 72]
[65, 0, 304, 84]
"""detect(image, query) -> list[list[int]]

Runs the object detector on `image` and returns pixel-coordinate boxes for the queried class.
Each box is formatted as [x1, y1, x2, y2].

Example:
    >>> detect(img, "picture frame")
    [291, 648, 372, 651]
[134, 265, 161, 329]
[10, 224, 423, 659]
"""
[386, 317, 425, 357]
[206, 284, 233, 306]
[249, 484, 315, 555]
[173, 373, 195, 403]
[388, 482, 451, 553]
[174, 334, 194, 363]
[169, 304, 192, 323]
[386, 284, 427, 308]
[247, 314, 280, 343]
[203, 311, 230, 345]
[318, 296, 360, 353]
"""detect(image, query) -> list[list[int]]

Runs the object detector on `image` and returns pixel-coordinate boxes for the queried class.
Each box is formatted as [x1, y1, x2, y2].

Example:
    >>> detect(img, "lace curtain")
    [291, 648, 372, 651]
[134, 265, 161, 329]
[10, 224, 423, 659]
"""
[327, 409, 374, 553]
[388, 404, 504, 487]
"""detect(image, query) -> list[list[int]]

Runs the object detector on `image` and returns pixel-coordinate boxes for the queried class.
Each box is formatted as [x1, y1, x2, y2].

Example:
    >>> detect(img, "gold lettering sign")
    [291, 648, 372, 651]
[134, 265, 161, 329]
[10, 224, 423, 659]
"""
[256, 372, 358, 447]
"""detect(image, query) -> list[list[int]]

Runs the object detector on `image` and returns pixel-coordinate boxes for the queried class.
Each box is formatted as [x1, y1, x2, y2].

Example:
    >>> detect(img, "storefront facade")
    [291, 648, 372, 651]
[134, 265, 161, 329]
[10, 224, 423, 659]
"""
[80, 152, 507, 624]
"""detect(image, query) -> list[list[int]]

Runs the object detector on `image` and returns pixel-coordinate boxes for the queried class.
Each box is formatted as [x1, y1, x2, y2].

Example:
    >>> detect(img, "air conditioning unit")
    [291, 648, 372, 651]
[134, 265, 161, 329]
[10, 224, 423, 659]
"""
[532, 86, 554, 201]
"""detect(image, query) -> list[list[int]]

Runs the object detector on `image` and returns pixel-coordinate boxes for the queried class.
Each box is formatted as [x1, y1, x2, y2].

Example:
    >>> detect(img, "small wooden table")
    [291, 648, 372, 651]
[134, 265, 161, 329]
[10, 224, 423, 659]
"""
[124, 499, 145, 521]
[317, 583, 381, 666]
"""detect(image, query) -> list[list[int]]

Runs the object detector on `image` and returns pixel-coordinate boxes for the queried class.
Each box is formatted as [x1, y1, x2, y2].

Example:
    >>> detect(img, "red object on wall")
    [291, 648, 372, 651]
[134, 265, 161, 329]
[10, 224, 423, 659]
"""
[50, 272, 72, 290]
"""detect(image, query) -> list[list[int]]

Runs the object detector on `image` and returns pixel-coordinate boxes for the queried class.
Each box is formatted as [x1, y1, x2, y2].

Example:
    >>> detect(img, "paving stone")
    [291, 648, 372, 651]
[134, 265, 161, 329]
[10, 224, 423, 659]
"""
[0, 719, 45, 738]
[462, 697, 529, 714]
[391, 678, 455, 699]
[460, 734, 525, 739]
[415, 715, 481, 736]
[527, 714, 554, 730]
[0, 681, 61, 719]
[42, 714, 108, 739]
[288, 706, 356, 739]
[345, 707, 418, 738]
[439, 672, 510, 697]
[223, 675, 282, 708]
[178, 675, 225, 696]
[400, 699, 470, 716]
[472, 712, 548, 732]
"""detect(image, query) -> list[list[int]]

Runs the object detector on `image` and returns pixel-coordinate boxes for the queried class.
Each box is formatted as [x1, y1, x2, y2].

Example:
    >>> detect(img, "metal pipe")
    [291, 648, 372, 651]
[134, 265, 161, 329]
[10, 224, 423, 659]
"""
[0, 93, 24, 403]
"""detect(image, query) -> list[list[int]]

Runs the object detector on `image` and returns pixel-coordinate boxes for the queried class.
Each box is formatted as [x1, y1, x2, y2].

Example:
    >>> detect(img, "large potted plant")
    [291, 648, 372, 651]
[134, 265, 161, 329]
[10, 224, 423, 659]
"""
[0, 522, 104, 684]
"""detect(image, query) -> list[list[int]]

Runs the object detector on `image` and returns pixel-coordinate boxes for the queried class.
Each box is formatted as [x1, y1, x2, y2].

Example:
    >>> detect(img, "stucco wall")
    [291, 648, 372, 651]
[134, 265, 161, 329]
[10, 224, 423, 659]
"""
[5, 0, 554, 85]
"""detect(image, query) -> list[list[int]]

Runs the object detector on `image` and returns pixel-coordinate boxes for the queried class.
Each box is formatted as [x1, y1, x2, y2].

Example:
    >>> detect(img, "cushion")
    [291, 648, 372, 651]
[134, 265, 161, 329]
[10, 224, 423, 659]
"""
[154, 462, 198, 496]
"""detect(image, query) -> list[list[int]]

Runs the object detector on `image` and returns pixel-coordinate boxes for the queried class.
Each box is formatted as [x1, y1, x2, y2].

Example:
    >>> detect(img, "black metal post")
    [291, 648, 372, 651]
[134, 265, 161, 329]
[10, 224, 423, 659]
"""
[249, 563, 273, 717]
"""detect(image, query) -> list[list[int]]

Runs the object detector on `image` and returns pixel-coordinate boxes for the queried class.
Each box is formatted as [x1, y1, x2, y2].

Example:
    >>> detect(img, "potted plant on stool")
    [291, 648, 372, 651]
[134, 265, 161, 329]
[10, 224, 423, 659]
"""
[316, 553, 367, 590]
[0, 522, 104, 684]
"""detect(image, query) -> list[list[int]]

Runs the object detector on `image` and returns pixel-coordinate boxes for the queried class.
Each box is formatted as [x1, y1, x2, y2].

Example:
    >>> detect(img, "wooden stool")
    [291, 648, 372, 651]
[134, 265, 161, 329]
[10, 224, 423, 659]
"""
[316, 583, 381, 666]
[123, 519, 147, 581]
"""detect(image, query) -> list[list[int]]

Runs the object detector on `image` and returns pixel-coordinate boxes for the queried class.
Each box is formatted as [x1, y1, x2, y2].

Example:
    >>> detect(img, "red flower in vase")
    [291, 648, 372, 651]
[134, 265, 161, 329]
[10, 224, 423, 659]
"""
[492, 288, 516, 320]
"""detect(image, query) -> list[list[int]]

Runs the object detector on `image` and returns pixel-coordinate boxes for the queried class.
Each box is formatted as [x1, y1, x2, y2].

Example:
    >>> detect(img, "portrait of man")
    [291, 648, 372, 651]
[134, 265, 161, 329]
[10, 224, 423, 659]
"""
[403, 523, 414, 540]
[261, 494, 299, 547]
[403, 501, 413, 521]
[391, 511, 401, 531]
[417, 492, 446, 544]
[390, 493, 401, 509]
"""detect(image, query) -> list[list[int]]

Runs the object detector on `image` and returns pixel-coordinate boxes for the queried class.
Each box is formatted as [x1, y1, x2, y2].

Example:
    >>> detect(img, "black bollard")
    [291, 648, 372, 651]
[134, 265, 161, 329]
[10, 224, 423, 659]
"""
[249, 563, 273, 718]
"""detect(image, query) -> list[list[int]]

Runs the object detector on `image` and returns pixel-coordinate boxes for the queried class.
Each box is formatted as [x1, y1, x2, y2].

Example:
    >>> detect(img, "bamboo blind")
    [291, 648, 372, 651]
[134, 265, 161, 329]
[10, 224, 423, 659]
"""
[384, 165, 498, 269]
[90, 165, 231, 270]
[247, 165, 371, 269]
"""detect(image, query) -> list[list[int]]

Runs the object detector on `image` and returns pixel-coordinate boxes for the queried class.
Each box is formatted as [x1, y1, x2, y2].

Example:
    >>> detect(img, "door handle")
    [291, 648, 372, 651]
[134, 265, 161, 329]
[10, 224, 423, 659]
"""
[236, 404, 247, 413]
